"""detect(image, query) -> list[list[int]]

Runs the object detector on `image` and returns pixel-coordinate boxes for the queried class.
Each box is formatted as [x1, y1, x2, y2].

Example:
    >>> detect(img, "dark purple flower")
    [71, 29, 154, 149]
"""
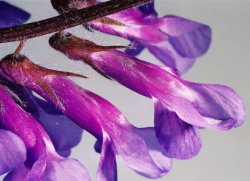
[51, 0, 211, 73]
[0, 54, 171, 180]
[0, 1, 30, 28]
[0, 84, 90, 180]
[49, 32, 245, 159]
[138, 1, 157, 17]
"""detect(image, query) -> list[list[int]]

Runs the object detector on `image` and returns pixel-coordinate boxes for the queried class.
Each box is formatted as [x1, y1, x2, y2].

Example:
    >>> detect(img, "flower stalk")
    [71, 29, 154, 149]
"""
[0, 0, 150, 43]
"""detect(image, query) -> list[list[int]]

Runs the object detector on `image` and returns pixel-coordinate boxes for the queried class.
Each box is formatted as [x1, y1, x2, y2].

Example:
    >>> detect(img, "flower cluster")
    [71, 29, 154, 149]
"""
[0, 1, 245, 181]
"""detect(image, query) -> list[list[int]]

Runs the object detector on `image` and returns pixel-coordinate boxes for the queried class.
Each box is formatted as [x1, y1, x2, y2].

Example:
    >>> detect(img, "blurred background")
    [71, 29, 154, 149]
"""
[1, 0, 250, 180]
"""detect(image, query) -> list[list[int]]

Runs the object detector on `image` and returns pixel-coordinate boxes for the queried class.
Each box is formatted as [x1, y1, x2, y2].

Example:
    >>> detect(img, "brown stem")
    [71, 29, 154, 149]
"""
[13, 40, 26, 55]
[0, 0, 150, 43]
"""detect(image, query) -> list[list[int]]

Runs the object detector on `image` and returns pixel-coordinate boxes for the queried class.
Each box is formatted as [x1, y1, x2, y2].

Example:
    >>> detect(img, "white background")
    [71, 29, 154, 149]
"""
[1, 0, 250, 180]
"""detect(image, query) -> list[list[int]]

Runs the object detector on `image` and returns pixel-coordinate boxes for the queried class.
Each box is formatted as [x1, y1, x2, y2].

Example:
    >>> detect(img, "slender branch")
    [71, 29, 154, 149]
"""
[0, 0, 150, 43]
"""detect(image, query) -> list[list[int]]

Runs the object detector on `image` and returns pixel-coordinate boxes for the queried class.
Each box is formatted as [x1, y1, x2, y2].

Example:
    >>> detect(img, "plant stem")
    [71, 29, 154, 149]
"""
[0, 0, 150, 43]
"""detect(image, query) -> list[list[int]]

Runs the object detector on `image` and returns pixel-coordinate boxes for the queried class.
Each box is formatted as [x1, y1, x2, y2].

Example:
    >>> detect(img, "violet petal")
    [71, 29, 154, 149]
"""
[5, 151, 91, 181]
[3, 165, 29, 181]
[43, 154, 91, 181]
[158, 15, 212, 58]
[138, 2, 157, 16]
[188, 83, 245, 129]
[147, 41, 196, 74]
[34, 97, 62, 115]
[125, 40, 145, 56]
[134, 127, 172, 171]
[37, 106, 83, 157]
[0, 129, 26, 175]
[0, 1, 30, 28]
[97, 134, 117, 181]
[154, 100, 202, 159]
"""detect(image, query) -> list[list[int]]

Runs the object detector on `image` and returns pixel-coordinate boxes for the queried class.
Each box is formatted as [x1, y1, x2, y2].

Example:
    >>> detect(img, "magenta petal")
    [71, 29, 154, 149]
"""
[154, 100, 202, 159]
[158, 15, 212, 58]
[0, 130, 26, 175]
[0, 1, 30, 28]
[97, 135, 117, 181]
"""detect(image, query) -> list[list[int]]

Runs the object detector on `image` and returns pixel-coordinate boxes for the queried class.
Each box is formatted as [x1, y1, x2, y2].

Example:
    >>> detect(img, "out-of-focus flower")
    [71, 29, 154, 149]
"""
[51, 0, 211, 74]
[0, 84, 90, 180]
[49, 32, 245, 159]
[0, 1, 30, 28]
[0, 54, 172, 180]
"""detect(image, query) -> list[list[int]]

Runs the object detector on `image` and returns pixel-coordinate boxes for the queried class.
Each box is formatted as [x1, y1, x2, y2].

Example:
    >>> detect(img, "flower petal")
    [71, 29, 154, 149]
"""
[0, 130, 26, 175]
[4, 165, 29, 181]
[147, 41, 196, 74]
[188, 83, 245, 129]
[43, 155, 91, 181]
[97, 134, 117, 181]
[37, 106, 83, 157]
[134, 127, 172, 171]
[138, 2, 157, 16]
[154, 99, 202, 159]
[35, 97, 62, 115]
[0, 1, 30, 28]
[158, 15, 212, 58]
[5, 151, 91, 181]
[125, 40, 145, 56]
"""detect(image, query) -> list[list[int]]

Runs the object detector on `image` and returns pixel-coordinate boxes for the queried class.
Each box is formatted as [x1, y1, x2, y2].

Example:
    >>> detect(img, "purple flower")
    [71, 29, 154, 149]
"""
[49, 32, 245, 159]
[51, 0, 211, 73]
[0, 54, 171, 180]
[0, 76, 83, 158]
[0, 84, 90, 180]
[0, 1, 30, 28]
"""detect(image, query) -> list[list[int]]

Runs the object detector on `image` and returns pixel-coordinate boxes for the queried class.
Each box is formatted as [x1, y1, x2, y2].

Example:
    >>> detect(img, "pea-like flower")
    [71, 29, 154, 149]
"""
[0, 54, 171, 180]
[51, 0, 211, 73]
[49, 32, 245, 159]
[0, 75, 84, 158]
[0, 84, 90, 180]
[0, 1, 30, 28]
